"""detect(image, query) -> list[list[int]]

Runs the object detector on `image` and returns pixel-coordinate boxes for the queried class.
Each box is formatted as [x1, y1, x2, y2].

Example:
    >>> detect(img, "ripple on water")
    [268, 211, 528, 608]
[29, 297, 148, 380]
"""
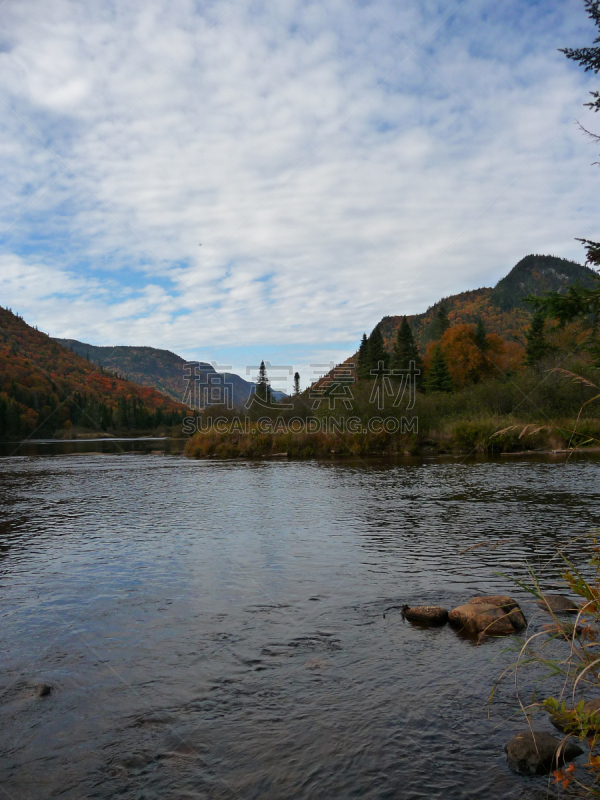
[0, 453, 598, 798]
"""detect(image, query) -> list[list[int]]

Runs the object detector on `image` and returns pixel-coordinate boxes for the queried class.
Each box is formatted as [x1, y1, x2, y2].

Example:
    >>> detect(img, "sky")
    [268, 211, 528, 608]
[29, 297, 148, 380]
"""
[0, 0, 598, 391]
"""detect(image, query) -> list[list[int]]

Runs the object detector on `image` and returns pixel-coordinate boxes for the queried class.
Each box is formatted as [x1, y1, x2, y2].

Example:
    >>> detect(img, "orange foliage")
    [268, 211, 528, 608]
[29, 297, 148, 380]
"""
[425, 324, 522, 388]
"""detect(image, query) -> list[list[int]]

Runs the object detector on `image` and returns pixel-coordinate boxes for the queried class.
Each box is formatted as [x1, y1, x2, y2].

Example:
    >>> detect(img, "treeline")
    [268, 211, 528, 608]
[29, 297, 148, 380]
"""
[0, 388, 188, 440]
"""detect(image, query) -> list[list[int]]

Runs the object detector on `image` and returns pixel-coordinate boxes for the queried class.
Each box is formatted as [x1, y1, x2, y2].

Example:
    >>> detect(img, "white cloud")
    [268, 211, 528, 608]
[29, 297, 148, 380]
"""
[0, 0, 598, 384]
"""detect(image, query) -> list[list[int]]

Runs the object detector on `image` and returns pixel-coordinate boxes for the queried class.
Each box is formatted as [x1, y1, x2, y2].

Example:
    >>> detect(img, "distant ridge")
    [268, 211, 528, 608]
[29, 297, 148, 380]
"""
[53, 339, 283, 407]
[378, 254, 597, 349]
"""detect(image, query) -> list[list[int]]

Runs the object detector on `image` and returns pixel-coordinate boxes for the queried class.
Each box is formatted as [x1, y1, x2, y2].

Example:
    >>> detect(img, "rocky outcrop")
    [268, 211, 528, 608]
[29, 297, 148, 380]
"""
[35, 683, 52, 697]
[537, 594, 580, 614]
[505, 730, 583, 775]
[401, 605, 448, 626]
[449, 595, 526, 636]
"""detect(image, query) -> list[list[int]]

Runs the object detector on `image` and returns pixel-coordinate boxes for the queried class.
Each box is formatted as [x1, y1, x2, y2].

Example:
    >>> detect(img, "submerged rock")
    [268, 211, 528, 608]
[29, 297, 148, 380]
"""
[537, 594, 580, 614]
[34, 683, 52, 698]
[401, 605, 448, 626]
[449, 595, 526, 636]
[505, 730, 583, 775]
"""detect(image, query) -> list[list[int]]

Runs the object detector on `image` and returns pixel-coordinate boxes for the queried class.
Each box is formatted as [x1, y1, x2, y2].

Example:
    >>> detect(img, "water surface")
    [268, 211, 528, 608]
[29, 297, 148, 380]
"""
[1, 453, 599, 799]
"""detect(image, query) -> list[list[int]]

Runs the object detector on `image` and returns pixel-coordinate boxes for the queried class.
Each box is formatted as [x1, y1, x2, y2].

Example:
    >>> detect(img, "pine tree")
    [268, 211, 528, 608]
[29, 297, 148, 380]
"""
[525, 310, 553, 367]
[367, 326, 389, 372]
[425, 345, 453, 393]
[256, 360, 272, 404]
[356, 333, 370, 381]
[560, 0, 600, 113]
[293, 372, 300, 395]
[474, 318, 488, 351]
[430, 304, 451, 341]
[391, 317, 423, 369]
[560, 0, 600, 264]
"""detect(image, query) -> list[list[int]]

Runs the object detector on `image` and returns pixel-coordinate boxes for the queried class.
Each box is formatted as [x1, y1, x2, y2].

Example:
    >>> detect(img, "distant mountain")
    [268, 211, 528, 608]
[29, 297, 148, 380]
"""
[52, 339, 283, 407]
[378, 254, 597, 350]
[0, 308, 188, 439]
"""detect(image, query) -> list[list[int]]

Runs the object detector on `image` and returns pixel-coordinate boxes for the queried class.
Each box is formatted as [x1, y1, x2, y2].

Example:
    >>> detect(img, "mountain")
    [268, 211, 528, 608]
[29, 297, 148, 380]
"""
[0, 307, 189, 439]
[52, 339, 284, 407]
[377, 254, 597, 350]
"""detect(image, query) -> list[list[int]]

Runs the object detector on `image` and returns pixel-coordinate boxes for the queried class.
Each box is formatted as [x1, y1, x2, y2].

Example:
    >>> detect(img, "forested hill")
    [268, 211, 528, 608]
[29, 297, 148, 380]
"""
[53, 339, 278, 406]
[378, 254, 596, 350]
[0, 307, 189, 440]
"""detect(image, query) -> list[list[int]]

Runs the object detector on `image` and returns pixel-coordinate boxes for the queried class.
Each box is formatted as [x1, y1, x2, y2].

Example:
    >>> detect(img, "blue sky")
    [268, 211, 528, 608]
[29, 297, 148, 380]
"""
[0, 0, 598, 389]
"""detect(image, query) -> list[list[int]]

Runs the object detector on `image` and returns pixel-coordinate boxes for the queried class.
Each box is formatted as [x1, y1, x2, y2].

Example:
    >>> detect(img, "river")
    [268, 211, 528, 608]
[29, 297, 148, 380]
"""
[0, 448, 598, 798]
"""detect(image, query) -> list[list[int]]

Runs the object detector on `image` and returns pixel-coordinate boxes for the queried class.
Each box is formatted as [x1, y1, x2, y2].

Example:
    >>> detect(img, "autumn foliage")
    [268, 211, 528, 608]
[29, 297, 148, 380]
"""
[0, 306, 189, 439]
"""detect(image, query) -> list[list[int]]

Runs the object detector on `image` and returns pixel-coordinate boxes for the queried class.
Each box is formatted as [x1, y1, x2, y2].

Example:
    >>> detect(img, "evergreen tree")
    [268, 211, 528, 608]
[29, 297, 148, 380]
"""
[391, 317, 423, 388]
[525, 310, 553, 367]
[474, 318, 489, 351]
[560, 0, 600, 114]
[293, 372, 300, 395]
[356, 333, 369, 380]
[560, 0, 600, 264]
[430, 304, 451, 341]
[255, 360, 272, 404]
[367, 326, 389, 372]
[425, 345, 453, 393]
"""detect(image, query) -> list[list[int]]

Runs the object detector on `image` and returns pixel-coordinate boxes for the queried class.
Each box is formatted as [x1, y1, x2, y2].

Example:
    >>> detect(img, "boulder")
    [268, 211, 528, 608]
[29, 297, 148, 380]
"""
[449, 595, 526, 636]
[537, 594, 580, 614]
[505, 730, 583, 775]
[34, 683, 52, 697]
[401, 605, 448, 626]
[550, 697, 600, 733]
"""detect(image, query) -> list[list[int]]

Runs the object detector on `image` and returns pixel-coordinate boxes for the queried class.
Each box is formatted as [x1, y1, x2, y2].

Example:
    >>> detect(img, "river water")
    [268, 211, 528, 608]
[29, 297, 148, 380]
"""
[0, 450, 599, 799]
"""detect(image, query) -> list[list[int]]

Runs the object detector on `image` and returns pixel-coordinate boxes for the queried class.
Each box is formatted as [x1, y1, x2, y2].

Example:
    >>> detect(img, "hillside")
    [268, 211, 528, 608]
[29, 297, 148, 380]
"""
[53, 339, 281, 406]
[378, 254, 597, 350]
[0, 307, 189, 439]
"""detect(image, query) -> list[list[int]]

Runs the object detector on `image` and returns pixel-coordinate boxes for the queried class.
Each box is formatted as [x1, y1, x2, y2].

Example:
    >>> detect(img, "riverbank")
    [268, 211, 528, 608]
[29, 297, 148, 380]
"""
[184, 415, 600, 460]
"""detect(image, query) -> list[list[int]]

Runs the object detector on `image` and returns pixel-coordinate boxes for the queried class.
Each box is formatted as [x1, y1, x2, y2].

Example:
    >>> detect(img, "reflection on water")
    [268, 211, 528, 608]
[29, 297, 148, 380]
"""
[0, 453, 598, 799]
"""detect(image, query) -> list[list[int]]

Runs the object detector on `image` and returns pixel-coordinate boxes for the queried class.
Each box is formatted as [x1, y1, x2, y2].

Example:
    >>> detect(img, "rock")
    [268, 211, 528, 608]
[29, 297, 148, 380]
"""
[449, 595, 526, 636]
[401, 605, 448, 626]
[550, 697, 600, 733]
[537, 594, 580, 614]
[470, 595, 527, 631]
[470, 595, 518, 611]
[34, 683, 52, 697]
[505, 730, 583, 775]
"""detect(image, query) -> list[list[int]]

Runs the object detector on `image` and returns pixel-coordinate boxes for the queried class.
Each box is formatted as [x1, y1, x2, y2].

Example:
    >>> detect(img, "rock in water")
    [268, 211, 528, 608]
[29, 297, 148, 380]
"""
[35, 683, 52, 697]
[505, 731, 582, 775]
[401, 605, 448, 626]
[537, 594, 580, 614]
[449, 595, 526, 636]
[470, 595, 527, 631]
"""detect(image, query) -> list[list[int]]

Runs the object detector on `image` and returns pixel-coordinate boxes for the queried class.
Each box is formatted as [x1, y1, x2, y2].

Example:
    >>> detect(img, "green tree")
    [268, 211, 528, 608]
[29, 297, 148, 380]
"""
[474, 318, 489, 351]
[561, 0, 600, 265]
[356, 333, 370, 380]
[367, 326, 389, 372]
[255, 360, 272, 404]
[425, 345, 453, 393]
[560, 0, 600, 114]
[391, 317, 423, 387]
[524, 310, 553, 367]
[430, 303, 451, 341]
[293, 372, 300, 395]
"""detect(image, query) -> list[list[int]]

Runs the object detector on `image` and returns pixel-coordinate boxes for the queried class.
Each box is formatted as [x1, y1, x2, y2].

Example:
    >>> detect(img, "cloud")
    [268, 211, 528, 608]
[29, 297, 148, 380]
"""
[0, 0, 598, 383]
